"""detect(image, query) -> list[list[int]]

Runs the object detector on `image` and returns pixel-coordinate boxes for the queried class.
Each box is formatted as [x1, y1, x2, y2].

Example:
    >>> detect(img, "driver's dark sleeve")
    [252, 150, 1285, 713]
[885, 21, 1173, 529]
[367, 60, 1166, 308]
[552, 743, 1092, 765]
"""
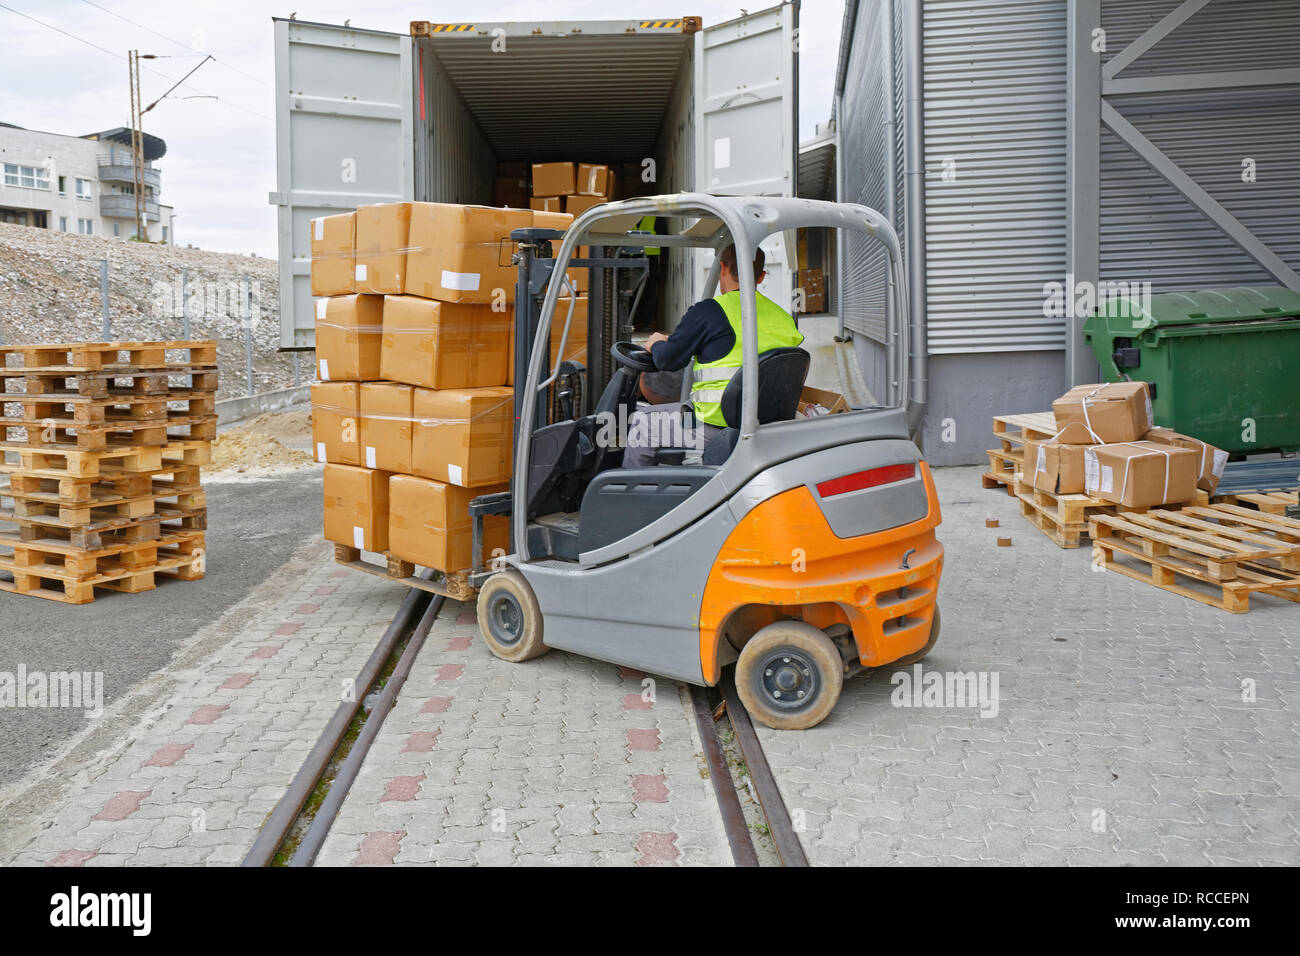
[649, 299, 731, 371]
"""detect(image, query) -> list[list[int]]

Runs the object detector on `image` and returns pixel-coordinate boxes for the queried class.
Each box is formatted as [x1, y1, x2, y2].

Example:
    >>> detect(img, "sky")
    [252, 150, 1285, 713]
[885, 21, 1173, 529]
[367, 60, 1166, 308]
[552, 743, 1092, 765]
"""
[0, 0, 845, 257]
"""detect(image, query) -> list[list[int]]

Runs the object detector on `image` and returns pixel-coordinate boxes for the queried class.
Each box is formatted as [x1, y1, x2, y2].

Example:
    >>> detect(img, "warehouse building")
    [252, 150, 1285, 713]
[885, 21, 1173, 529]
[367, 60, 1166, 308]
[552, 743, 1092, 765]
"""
[835, 0, 1300, 465]
[0, 123, 176, 243]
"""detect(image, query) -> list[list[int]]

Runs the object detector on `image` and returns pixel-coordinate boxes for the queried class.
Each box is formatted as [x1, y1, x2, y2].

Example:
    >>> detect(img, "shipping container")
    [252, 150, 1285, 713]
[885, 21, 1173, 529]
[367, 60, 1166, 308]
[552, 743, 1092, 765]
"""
[835, 0, 1300, 465]
[272, 6, 801, 350]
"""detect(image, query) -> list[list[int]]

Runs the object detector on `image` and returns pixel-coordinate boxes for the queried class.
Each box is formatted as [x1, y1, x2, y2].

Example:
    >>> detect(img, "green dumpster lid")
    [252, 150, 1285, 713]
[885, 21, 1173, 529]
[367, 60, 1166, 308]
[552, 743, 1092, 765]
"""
[1097, 285, 1300, 330]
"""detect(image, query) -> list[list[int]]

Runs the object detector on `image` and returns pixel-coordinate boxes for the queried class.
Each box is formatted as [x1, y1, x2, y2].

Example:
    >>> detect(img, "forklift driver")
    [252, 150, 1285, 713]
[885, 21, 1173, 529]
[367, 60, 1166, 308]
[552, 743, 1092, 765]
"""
[622, 243, 804, 467]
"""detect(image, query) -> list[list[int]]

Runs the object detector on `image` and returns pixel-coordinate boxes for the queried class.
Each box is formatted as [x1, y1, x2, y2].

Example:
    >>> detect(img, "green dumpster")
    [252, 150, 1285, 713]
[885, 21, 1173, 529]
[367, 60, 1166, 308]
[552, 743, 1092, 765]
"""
[1083, 286, 1300, 455]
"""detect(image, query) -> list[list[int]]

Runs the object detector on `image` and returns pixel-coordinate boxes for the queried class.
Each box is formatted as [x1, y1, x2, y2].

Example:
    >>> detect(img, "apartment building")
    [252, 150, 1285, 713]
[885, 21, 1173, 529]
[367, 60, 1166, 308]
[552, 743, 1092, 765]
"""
[0, 122, 176, 242]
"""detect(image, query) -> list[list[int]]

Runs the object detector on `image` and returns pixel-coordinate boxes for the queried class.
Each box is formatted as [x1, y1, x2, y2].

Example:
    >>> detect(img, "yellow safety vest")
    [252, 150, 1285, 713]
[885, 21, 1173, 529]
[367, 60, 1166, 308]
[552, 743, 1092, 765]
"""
[637, 216, 660, 256]
[691, 290, 804, 428]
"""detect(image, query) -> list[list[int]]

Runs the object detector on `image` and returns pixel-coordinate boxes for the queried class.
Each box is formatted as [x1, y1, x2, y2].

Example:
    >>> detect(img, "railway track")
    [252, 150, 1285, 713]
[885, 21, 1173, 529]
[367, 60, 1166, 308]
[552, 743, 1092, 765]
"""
[242, 585, 445, 867]
[242, 579, 801, 867]
[691, 676, 809, 867]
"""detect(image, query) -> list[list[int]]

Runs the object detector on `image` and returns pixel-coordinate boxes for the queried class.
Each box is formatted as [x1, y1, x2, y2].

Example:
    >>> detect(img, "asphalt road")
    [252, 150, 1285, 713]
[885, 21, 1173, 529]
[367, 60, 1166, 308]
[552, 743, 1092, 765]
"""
[0, 471, 323, 786]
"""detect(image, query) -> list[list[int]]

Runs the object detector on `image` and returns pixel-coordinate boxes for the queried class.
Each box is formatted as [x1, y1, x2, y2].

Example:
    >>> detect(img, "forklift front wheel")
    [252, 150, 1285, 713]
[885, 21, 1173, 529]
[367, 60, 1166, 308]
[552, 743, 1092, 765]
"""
[734, 622, 843, 731]
[476, 571, 548, 663]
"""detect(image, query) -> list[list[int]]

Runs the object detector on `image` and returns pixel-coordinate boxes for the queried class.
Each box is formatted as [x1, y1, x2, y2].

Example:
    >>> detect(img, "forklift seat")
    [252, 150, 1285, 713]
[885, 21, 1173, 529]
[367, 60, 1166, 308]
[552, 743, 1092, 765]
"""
[701, 346, 811, 465]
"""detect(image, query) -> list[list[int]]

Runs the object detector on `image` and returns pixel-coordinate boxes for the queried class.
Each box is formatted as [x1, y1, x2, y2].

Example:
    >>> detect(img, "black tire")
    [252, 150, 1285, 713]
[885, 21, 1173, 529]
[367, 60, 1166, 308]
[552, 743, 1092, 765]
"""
[734, 621, 843, 730]
[891, 605, 941, 667]
[476, 571, 548, 662]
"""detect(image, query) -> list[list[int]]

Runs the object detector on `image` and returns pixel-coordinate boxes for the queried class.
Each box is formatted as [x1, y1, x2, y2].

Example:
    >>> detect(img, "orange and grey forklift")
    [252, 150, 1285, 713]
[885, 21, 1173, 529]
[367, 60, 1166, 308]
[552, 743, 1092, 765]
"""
[466, 194, 942, 730]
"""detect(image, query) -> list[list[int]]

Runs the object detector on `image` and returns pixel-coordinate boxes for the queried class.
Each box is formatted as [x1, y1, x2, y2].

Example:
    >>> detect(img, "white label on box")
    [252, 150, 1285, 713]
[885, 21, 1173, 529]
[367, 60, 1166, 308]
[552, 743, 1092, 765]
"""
[314, 218, 324, 241]
[355, 264, 367, 282]
[1212, 448, 1229, 478]
[353, 526, 365, 550]
[1100, 465, 1114, 494]
[316, 299, 327, 319]
[1084, 449, 1099, 492]
[1145, 394, 1154, 428]
[714, 137, 731, 171]
[448, 464, 463, 486]
[319, 358, 330, 381]
[316, 442, 327, 463]
[1036, 446, 1047, 476]
[365, 446, 376, 469]
[441, 270, 480, 292]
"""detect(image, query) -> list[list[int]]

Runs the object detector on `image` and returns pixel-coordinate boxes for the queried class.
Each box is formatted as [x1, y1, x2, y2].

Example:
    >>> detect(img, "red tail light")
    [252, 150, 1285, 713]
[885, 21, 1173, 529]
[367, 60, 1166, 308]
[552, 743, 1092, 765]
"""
[816, 463, 916, 498]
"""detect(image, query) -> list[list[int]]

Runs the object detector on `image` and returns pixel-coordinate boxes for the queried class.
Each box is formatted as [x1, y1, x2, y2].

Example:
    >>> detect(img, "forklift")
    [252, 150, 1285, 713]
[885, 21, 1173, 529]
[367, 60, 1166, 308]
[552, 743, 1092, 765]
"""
[465, 194, 942, 730]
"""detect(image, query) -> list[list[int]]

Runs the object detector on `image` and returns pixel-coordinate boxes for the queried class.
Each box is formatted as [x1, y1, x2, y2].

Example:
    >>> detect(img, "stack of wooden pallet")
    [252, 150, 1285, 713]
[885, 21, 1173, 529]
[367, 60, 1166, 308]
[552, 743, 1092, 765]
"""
[0, 341, 216, 604]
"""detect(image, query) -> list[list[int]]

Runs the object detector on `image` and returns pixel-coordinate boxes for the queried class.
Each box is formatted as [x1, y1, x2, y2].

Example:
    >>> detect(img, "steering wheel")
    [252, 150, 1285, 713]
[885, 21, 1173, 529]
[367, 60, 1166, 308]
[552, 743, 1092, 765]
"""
[610, 340, 658, 373]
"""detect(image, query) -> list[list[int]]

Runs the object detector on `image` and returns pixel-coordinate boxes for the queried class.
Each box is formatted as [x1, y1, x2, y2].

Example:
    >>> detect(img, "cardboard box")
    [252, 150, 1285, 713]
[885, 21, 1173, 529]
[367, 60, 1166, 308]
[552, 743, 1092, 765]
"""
[798, 385, 849, 416]
[1083, 441, 1199, 508]
[354, 202, 411, 294]
[404, 203, 533, 305]
[1052, 382, 1153, 444]
[388, 475, 511, 574]
[310, 212, 355, 297]
[531, 162, 575, 197]
[323, 463, 391, 552]
[1022, 423, 1095, 494]
[315, 294, 383, 382]
[380, 295, 510, 389]
[576, 163, 612, 198]
[359, 382, 414, 474]
[566, 194, 608, 217]
[530, 197, 564, 213]
[798, 268, 825, 294]
[493, 176, 530, 208]
[412, 386, 514, 488]
[1143, 426, 1229, 494]
[311, 382, 361, 465]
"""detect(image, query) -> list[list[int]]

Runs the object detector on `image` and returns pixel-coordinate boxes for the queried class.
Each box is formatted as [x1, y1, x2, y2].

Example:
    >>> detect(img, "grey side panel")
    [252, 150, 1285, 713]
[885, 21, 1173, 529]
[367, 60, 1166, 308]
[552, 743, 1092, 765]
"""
[519, 505, 740, 686]
[807, 440, 928, 538]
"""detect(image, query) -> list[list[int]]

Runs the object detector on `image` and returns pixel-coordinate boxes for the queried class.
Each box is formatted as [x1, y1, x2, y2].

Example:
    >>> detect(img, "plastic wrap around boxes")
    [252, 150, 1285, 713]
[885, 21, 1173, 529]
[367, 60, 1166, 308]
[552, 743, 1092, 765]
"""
[310, 201, 583, 575]
[1022, 381, 1227, 508]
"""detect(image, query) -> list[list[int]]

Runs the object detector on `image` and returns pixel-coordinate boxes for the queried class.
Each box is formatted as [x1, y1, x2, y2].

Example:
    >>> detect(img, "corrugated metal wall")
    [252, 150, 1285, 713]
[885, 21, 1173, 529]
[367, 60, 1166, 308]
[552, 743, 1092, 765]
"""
[415, 43, 496, 205]
[839, 0, 893, 343]
[1099, 0, 1300, 289]
[921, 0, 1068, 353]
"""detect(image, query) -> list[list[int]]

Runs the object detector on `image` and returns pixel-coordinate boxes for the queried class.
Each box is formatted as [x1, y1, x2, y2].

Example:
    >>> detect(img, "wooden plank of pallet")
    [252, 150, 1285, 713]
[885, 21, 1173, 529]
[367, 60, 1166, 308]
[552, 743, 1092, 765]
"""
[992, 412, 1057, 448]
[332, 543, 476, 600]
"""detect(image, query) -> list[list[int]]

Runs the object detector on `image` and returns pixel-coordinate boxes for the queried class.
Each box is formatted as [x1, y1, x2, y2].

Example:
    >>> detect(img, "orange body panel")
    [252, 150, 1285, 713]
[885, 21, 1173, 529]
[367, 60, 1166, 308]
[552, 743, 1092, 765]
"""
[698, 462, 944, 684]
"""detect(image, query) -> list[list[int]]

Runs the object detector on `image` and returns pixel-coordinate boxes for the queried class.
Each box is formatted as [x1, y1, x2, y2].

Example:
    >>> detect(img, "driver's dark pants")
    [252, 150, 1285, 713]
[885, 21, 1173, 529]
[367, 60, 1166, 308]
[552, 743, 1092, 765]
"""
[622, 406, 721, 467]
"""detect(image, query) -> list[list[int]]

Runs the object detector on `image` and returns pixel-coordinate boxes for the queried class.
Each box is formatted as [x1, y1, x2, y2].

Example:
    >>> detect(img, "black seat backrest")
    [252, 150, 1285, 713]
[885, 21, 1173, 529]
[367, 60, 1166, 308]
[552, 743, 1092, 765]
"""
[718, 347, 811, 429]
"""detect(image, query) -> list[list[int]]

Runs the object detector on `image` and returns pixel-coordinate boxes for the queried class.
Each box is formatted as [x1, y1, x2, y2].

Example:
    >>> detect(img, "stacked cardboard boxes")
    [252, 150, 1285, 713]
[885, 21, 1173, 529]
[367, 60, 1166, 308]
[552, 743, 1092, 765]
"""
[798, 268, 826, 314]
[0, 341, 213, 603]
[530, 162, 615, 217]
[310, 202, 588, 576]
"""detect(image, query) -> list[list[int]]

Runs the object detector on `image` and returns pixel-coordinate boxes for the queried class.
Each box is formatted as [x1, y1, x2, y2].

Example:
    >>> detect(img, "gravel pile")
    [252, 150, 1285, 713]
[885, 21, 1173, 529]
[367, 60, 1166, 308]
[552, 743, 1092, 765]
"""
[0, 223, 307, 400]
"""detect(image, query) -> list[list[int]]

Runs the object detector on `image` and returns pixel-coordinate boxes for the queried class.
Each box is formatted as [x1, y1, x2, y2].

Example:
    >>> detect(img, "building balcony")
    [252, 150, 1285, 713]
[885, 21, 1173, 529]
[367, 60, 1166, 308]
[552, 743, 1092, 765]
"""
[99, 193, 160, 222]
[97, 162, 161, 191]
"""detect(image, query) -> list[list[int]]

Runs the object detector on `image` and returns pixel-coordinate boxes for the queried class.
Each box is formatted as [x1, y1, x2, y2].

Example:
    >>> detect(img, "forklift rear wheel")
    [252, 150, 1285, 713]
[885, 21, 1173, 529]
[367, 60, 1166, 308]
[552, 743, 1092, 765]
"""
[734, 622, 843, 731]
[891, 605, 941, 667]
[476, 571, 548, 663]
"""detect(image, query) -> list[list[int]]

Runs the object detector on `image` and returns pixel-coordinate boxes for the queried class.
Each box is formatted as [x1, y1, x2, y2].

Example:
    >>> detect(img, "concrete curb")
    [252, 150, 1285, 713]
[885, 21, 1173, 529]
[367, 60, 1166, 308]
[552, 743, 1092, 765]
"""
[216, 385, 311, 426]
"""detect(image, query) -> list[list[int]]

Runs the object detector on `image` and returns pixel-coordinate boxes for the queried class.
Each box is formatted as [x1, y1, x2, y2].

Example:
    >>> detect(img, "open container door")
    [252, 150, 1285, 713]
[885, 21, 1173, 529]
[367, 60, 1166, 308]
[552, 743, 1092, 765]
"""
[693, 2, 799, 309]
[271, 18, 413, 349]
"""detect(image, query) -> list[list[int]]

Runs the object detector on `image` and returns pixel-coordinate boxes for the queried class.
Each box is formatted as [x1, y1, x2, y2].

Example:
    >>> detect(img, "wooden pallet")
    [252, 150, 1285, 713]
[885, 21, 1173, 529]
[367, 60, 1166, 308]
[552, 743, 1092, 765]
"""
[1212, 490, 1298, 516]
[333, 543, 476, 601]
[0, 530, 204, 604]
[3, 393, 218, 426]
[0, 340, 218, 372]
[1090, 504, 1300, 612]
[0, 367, 219, 398]
[2, 512, 161, 550]
[982, 412, 1057, 494]
[1014, 474, 1209, 549]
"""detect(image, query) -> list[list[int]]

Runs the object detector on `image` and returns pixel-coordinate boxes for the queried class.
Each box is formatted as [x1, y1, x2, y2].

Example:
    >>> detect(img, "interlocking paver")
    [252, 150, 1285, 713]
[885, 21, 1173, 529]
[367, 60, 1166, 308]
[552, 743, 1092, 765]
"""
[753, 465, 1300, 865]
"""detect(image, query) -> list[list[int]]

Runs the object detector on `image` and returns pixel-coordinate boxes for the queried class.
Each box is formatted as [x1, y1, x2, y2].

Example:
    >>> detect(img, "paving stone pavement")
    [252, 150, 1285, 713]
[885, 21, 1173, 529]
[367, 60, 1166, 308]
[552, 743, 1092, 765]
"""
[314, 602, 731, 867]
[0, 538, 408, 867]
[753, 466, 1300, 866]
